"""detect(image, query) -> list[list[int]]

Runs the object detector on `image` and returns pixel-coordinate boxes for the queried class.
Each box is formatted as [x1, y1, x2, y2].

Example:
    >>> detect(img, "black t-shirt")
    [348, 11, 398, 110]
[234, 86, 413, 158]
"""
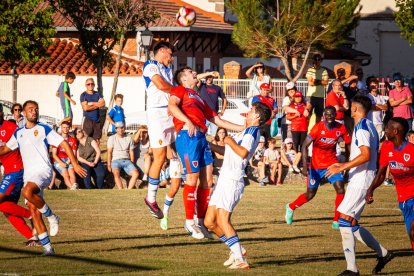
[198, 83, 225, 112]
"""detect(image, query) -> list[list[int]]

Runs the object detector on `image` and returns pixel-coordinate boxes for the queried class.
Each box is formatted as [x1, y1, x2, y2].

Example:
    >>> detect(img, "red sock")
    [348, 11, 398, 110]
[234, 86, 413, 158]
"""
[196, 187, 210, 219]
[183, 184, 196, 220]
[411, 240, 414, 251]
[0, 201, 31, 218]
[289, 193, 308, 210]
[7, 215, 33, 239]
[334, 193, 345, 222]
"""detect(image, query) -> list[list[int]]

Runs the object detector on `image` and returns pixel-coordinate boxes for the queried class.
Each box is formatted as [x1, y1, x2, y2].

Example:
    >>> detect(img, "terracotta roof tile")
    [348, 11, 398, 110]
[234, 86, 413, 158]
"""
[0, 38, 143, 76]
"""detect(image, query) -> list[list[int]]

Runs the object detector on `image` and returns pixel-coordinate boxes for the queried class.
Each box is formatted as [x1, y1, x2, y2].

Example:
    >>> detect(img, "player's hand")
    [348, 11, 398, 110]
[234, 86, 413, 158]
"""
[186, 120, 197, 137]
[74, 164, 87, 178]
[301, 166, 308, 177]
[326, 163, 342, 178]
[365, 189, 374, 204]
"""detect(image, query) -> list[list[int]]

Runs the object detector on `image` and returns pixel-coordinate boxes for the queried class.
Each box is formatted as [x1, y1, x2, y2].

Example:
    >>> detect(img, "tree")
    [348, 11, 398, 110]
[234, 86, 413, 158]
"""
[395, 0, 414, 46]
[0, 0, 55, 101]
[228, 0, 361, 81]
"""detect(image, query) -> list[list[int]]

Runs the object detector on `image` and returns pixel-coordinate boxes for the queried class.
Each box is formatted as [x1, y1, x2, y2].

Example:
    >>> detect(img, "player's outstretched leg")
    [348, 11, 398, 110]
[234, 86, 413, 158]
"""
[183, 182, 204, 239]
[332, 181, 345, 230]
[285, 188, 317, 224]
[27, 202, 55, 256]
[160, 158, 181, 230]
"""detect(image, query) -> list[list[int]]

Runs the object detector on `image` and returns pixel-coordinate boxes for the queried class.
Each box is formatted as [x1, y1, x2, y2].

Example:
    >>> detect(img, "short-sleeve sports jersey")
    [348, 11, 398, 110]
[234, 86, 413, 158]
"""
[107, 105, 126, 133]
[143, 60, 173, 108]
[220, 126, 261, 180]
[251, 95, 277, 124]
[53, 135, 77, 159]
[0, 120, 24, 174]
[308, 121, 351, 169]
[7, 123, 64, 177]
[58, 81, 70, 106]
[326, 91, 346, 120]
[379, 140, 414, 202]
[289, 102, 308, 131]
[349, 118, 379, 187]
[170, 86, 217, 133]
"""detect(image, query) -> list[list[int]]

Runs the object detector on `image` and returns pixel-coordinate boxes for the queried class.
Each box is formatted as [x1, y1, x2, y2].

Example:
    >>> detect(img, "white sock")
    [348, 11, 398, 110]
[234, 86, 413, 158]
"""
[354, 226, 387, 257]
[38, 232, 53, 251]
[38, 204, 54, 218]
[340, 227, 358, 272]
[147, 177, 159, 203]
[163, 195, 174, 216]
[226, 235, 243, 260]
[185, 219, 195, 227]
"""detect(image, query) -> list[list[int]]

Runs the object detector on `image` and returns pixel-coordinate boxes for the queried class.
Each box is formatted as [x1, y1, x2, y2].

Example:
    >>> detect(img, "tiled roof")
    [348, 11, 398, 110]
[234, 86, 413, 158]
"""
[42, 0, 233, 33]
[0, 38, 143, 76]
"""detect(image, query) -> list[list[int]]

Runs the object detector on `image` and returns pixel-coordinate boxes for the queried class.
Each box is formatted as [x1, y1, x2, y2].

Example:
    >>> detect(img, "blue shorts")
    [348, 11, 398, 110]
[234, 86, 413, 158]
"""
[308, 168, 344, 189]
[54, 158, 73, 174]
[399, 198, 414, 238]
[0, 170, 24, 203]
[176, 130, 213, 175]
[111, 159, 137, 175]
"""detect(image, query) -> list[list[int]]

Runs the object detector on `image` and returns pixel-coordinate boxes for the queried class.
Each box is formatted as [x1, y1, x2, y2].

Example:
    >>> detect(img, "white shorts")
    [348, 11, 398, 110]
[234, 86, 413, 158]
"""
[169, 158, 181, 179]
[209, 176, 244, 213]
[337, 171, 375, 220]
[23, 169, 53, 202]
[147, 108, 176, 149]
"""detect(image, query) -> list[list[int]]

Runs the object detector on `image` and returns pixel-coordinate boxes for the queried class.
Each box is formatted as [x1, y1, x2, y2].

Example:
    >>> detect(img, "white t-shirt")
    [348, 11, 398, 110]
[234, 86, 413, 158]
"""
[282, 96, 292, 124]
[143, 60, 173, 108]
[264, 148, 280, 163]
[7, 123, 64, 177]
[367, 93, 387, 125]
[349, 118, 379, 188]
[220, 126, 261, 180]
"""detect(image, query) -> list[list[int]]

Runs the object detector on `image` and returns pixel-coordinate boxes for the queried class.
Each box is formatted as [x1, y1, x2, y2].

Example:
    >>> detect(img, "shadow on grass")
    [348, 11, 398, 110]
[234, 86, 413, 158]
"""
[0, 246, 157, 272]
[243, 235, 322, 243]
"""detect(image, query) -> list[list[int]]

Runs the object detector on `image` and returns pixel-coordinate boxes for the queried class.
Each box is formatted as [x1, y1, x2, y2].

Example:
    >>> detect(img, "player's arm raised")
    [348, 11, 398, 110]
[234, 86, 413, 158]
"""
[211, 116, 245, 133]
[59, 140, 87, 178]
[223, 136, 249, 159]
[152, 74, 173, 94]
[365, 165, 388, 204]
[326, 145, 370, 177]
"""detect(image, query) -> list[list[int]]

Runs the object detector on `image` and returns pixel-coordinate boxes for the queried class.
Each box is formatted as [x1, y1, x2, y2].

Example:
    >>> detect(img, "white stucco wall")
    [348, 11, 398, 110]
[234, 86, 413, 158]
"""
[358, 0, 396, 14]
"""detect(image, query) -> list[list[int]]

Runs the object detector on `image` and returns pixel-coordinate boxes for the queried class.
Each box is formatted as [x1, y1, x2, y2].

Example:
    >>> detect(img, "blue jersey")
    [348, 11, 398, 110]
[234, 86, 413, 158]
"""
[107, 105, 125, 132]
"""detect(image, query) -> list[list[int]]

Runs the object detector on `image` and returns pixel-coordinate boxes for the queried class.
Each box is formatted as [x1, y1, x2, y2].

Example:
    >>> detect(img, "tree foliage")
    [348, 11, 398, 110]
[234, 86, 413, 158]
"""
[395, 0, 414, 46]
[228, 0, 361, 81]
[0, 0, 55, 67]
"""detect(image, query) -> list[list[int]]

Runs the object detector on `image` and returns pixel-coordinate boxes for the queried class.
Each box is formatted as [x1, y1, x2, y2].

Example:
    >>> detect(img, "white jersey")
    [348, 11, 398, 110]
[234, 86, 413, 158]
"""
[143, 60, 173, 108]
[348, 118, 379, 188]
[220, 126, 260, 180]
[367, 93, 387, 125]
[7, 123, 64, 178]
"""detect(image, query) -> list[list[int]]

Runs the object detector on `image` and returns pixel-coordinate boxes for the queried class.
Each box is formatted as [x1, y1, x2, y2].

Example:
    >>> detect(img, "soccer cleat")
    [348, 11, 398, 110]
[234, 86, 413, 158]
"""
[144, 197, 164, 219]
[48, 215, 60, 237]
[262, 176, 269, 183]
[160, 217, 169, 230]
[25, 239, 41, 247]
[184, 223, 204, 240]
[228, 258, 250, 269]
[337, 270, 359, 276]
[383, 178, 393, 186]
[223, 247, 247, 266]
[198, 224, 214, 240]
[372, 251, 394, 274]
[331, 221, 340, 230]
[285, 204, 294, 225]
[293, 166, 301, 173]
[42, 248, 56, 256]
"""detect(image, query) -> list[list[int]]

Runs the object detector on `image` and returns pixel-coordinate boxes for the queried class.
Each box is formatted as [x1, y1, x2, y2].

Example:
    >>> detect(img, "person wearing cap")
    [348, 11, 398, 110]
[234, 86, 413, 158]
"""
[197, 70, 227, 136]
[251, 83, 278, 139]
[306, 54, 329, 126]
[280, 137, 301, 173]
[107, 121, 139, 189]
[246, 61, 271, 98]
[326, 79, 349, 123]
[389, 72, 413, 131]
[286, 91, 309, 152]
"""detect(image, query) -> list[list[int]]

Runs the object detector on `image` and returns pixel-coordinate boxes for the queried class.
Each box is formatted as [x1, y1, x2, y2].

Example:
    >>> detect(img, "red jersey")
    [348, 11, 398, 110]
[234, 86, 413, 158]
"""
[0, 120, 24, 174]
[52, 135, 77, 159]
[326, 91, 346, 120]
[379, 141, 414, 202]
[308, 121, 351, 169]
[252, 95, 277, 124]
[289, 102, 308, 132]
[170, 86, 217, 133]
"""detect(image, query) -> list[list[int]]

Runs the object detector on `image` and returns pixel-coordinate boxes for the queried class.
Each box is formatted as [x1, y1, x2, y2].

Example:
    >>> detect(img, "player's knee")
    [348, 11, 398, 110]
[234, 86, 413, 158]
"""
[334, 181, 345, 194]
[305, 190, 316, 200]
[21, 186, 32, 200]
[204, 217, 216, 230]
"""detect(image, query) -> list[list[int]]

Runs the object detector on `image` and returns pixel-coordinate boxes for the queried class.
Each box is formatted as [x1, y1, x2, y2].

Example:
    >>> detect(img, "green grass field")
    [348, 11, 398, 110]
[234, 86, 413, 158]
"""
[0, 181, 413, 275]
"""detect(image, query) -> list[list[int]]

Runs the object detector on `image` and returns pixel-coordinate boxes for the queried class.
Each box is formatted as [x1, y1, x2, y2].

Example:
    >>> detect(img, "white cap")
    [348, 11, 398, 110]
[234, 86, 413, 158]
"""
[259, 136, 266, 143]
[284, 137, 293, 144]
[115, 122, 124, 128]
[286, 82, 295, 90]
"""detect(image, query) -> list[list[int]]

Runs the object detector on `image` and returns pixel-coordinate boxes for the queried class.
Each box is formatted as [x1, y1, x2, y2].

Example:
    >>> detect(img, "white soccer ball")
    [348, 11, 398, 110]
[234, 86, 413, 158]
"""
[176, 7, 196, 27]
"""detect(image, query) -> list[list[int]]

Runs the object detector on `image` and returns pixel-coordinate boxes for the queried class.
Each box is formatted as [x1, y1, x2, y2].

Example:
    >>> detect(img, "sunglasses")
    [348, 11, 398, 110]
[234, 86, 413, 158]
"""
[86, 83, 95, 86]
[14, 108, 22, 111]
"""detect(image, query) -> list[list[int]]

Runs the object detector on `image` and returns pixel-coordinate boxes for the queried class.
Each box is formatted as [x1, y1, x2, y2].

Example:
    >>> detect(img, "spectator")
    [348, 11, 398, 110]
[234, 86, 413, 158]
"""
[107, 122, 139, 189]
[246, 61, 271, 99]
[306, 54, 329, 125]
[55, 72, 76, 126]
[6, 103, 25, 128]
[389, 73, 413, 131]
[106, 94, 126, 135]
[211, 127, 228, 170]
[75, 128, 105, 189]
[326, 79, 349, 124]
[408, 130, 414, 144]
[80, 78, 106, 143]
[197, 71, 227, 136]
[327, 68, 358, 92]
[264, 138, 282, 185]
[286, 91, 309, 152]
[133, 125, 151, 182]
[250, 136, 267, 185]
[281, 137, 301, 173]
[51, 121, 78, 190]
[367, 79, 388, 138]
[356, 67, 367, 92]
[252, 83, 277, 139]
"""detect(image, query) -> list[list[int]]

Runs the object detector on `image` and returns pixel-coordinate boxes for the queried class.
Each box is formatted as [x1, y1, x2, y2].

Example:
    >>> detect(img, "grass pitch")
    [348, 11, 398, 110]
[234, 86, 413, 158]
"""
[0, 181, 413, 275]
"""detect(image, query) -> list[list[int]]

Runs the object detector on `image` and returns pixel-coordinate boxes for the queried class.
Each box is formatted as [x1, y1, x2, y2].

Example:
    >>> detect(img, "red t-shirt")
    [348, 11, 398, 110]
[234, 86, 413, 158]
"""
[170, 86, 217, 133]
[252, 95, 277, 124]
[0, 120, 24, 174]
[379, 141, 414, 202]
[52, 135, 77, 159]
[308, 121, 351, 169]
[289, 102, 308, 132]
[326, 91, 346, 120]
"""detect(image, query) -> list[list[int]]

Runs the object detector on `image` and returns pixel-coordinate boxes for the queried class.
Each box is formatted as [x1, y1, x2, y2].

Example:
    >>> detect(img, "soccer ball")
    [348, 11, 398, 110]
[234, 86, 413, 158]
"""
[176, 7, 196, 27]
